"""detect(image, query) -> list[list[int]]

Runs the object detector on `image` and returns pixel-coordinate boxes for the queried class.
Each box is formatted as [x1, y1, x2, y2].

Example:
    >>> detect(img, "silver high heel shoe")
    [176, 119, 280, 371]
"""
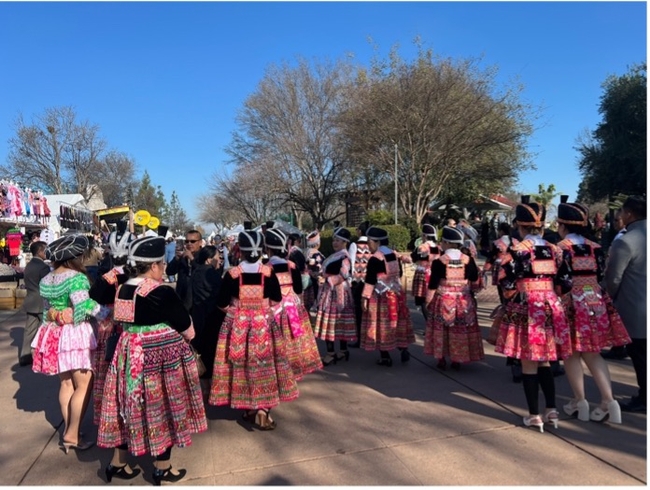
[542, 409, 560, 429]
[590, 400, 622, 424]
[61, 439, 94, 454]
[563, 399, 590, 421]
[523, 414, 544, 433]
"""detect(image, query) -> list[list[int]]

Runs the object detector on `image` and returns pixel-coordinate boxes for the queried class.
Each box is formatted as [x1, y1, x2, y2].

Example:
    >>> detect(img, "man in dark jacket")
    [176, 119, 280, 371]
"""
[605, 196, 647, 413]
[165, 229, 203, 311]
[20, 241, 50, 366]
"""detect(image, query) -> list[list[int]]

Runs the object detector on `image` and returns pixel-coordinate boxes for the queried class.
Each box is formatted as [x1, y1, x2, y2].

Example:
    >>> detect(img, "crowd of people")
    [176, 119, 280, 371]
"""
[16, 194, 646, 484]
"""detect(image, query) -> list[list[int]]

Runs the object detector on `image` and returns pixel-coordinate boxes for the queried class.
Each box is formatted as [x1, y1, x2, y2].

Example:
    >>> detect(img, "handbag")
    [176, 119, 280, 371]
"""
[104, 327, 120, 362]
[191, 345, 207, 377]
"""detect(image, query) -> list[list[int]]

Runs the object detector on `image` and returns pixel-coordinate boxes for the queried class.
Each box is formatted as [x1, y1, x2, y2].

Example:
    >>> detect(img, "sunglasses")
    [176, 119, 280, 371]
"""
[185, 239, 200, 244]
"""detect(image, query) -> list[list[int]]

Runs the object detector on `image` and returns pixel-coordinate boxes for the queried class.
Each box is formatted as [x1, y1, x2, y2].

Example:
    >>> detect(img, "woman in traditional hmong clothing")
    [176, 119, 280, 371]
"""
[483, 222, 523, 382]
[265, 228, 322, 379]
[31, 234, 100, 453]
[424, 226, 484, 370]
[556, 196, 630, 424]
[303, 230, 325, 311]
[411, 224, 441, 322]
[361, 227, 414, 367]
[494, 197, 573, 433]
[209, 230, 299, 430]
[88, 223, 135, 431]
[97, 236, 207, 485]
[349, 221, 371, 347]
[312, 227, 357, 365]
[483, 222, 518, 304]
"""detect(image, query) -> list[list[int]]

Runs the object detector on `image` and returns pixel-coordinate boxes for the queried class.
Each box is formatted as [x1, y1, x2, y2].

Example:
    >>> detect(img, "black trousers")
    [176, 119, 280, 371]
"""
[627, 338, 647, 401]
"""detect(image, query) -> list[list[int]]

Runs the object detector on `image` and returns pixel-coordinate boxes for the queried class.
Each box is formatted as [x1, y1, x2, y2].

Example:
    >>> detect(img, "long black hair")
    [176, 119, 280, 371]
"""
[196, 245, 218, 265]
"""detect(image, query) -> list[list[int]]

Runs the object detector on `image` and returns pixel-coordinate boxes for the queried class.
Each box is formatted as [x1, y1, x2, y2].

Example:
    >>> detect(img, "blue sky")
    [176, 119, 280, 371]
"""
[0, 1, 646, 224]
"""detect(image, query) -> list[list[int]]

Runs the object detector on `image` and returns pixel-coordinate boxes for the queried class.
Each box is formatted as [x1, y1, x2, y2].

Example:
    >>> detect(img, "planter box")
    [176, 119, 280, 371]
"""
[14, 289, 26, 309]
[0, 287, 17, 310]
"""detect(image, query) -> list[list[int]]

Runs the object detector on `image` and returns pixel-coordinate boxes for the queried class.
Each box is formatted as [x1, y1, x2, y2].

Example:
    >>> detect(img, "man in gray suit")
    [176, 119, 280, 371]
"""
[19, 241, 50, 366]
[605, 196, 647, 413]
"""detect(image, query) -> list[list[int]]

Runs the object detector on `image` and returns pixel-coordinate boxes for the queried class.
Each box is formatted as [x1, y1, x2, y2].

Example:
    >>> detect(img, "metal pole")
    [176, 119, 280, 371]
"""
[394, 144, 398, 225]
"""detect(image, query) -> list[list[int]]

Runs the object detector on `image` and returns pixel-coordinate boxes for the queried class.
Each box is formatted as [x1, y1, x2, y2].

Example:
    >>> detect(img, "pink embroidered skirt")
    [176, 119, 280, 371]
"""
[424, 284, 484, 362]
[32, 320, 96, 374]
[495, 290, 572, 361]
[563, 286, 631, 352]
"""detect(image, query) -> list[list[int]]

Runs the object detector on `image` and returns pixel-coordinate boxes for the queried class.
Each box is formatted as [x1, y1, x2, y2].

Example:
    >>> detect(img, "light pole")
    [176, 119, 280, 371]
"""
[394, 144, 398, 225]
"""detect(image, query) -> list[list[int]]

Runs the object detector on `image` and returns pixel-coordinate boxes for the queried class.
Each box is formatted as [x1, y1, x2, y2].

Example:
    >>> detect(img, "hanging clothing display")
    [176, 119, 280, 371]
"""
[0, 182, 51, 225]
[58, 204, 96, 232]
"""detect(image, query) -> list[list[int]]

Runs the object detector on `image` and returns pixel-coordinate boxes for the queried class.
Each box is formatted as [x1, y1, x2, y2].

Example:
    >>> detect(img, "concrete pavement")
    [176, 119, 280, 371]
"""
[0, 285, 646, 486]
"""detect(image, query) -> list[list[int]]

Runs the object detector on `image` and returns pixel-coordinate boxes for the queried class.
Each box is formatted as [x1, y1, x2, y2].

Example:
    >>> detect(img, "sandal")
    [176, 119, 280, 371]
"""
[61, 439, 94, 454]
[254, 409, 277, 431]
[542, 408, 559, 429]
[523, 414, 544, 433]
[322, 352, 337, 366]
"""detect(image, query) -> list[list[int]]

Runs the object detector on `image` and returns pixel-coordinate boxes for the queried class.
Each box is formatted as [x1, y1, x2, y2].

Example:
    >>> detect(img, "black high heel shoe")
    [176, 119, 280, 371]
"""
[400, 349, 411, 363]
[376, 357, 393, 367]
[242, 409, 257, 422]
[105, 464, 141, 482]
[335, 350, 350, 362]
[152, 467, 187, 486]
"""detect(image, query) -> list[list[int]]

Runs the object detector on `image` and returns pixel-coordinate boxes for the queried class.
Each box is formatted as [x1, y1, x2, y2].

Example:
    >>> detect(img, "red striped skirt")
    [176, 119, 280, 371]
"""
[209, 307, 299, 409]
[313, 281, 357, 342]
[411, 267, 430, 303]
[361, 289, 414, 351]
[278, 295, 322, 380]
[92, 316, 123, 425]
[97, 326, 207, 456]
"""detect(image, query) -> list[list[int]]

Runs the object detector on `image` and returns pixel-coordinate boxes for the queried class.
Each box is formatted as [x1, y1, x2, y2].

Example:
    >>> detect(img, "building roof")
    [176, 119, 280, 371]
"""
[475, 194, 517, 210]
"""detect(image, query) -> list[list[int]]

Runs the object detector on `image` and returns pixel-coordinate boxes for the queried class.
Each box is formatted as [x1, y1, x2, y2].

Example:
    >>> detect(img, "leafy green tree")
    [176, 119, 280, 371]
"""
[132, 170, 166, 219]
[576, 63, 646, 202]
[339, 41, 536, 224]
[165, 191, 192, 235]
[367, 209, 394, 225]
[529, 183, 561, 221]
